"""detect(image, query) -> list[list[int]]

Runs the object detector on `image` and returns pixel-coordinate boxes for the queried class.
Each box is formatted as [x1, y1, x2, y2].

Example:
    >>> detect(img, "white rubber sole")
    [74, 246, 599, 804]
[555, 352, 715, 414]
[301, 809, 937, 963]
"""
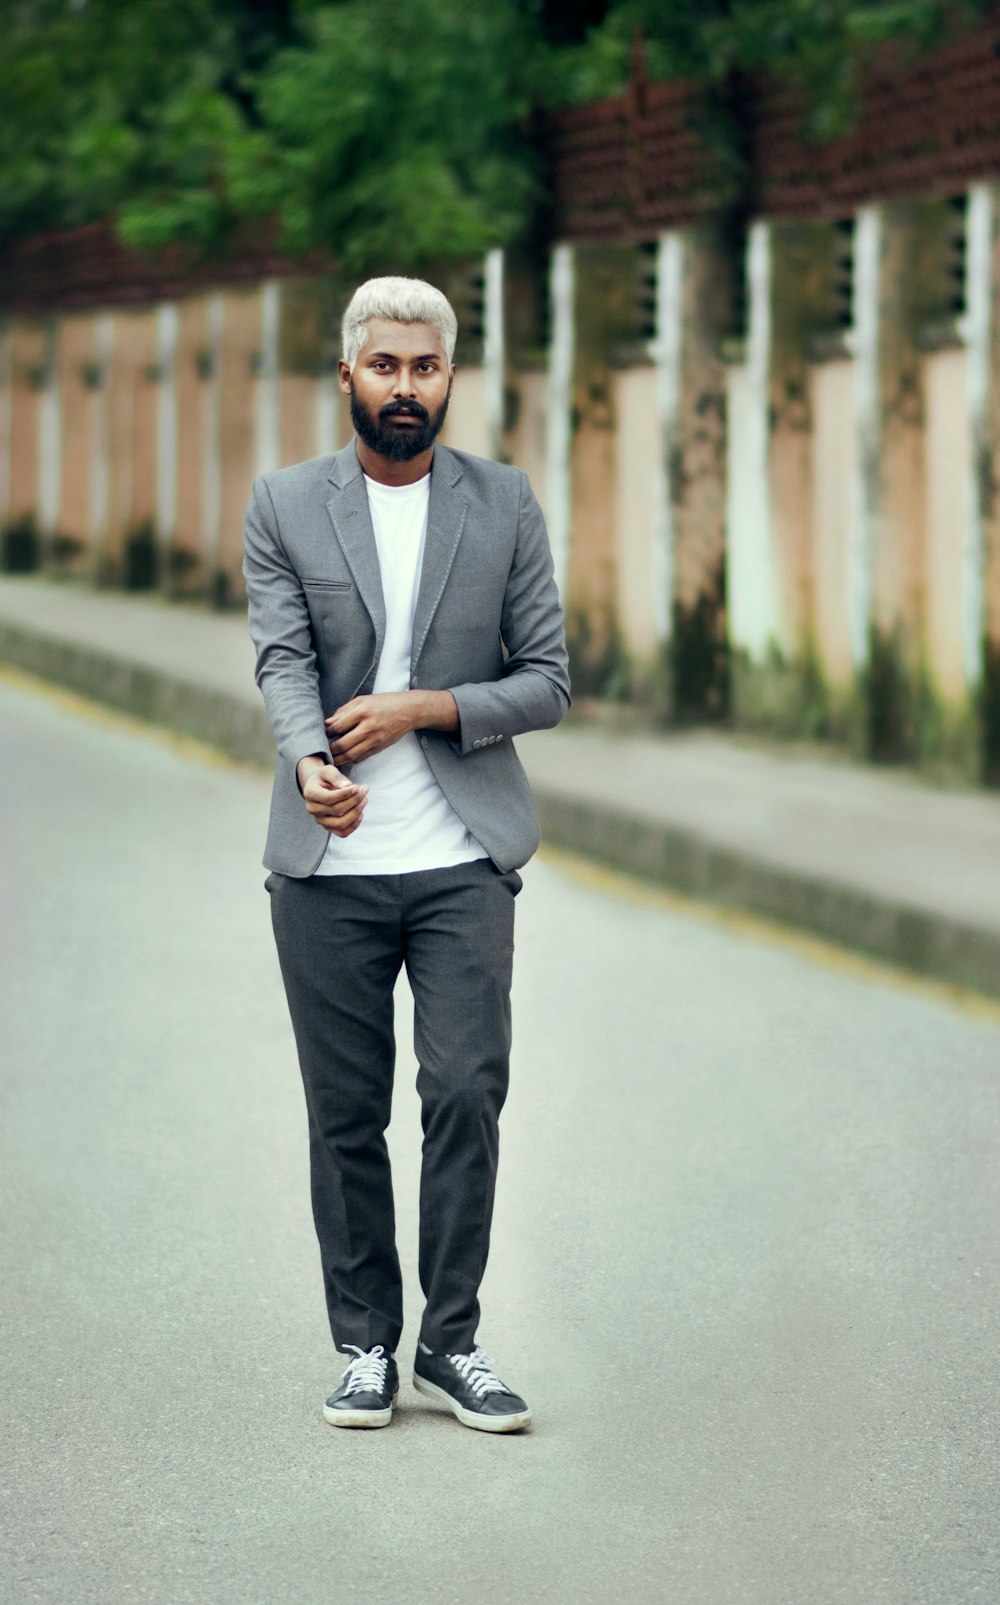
[323, 1390, 397, 1429]
[412, 1373, 532, 1433]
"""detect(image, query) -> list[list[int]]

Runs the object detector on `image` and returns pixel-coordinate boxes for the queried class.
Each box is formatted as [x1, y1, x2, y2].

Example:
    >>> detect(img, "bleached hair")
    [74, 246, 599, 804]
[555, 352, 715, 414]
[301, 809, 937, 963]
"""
[341, 276, 458, 372]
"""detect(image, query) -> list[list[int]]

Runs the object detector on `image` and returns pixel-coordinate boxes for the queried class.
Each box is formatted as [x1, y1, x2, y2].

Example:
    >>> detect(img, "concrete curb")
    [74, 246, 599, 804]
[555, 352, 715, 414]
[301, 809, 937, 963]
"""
[0, 618, 275, 767]
[4, 616, 999, 1002]
[533, 794, 1000, 1001]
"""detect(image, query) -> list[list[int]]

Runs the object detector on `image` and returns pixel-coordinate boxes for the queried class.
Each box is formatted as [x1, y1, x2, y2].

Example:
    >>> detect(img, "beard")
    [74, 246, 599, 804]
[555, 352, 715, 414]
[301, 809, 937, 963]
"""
[350, 381, 451, 461]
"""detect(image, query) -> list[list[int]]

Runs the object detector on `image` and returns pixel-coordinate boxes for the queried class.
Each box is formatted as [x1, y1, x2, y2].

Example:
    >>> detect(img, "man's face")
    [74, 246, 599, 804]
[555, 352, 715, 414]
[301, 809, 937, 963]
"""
[340, 319, 454, 462]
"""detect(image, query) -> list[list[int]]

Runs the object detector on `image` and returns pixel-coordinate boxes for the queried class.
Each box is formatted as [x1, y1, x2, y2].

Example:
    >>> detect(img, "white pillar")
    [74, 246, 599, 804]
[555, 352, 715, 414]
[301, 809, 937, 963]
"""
[256, 280, 281, 477]
[650, 231, 683, 644]
[959, 182, 993, 689]
[89, 313, 113, 545]
[727, 221, 779, 661]
[37, 319, 61, 537]
[0, 323, 11, 526]
[546, 244, 574, 599]
[483, 247, 505, 460]
[315, 366, 339, 457]
[201, 293, 224, 570]
[155, 302, 179, 549]
[846, 204, 881, 671]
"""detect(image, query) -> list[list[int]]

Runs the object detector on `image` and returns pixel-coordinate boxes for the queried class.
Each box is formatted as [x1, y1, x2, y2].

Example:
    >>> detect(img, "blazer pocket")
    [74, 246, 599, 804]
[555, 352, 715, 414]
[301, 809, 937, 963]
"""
[302, 578, 352, 591]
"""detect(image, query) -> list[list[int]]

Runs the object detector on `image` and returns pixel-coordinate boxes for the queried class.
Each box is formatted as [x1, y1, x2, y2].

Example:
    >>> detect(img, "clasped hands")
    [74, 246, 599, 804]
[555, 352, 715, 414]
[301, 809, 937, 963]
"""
[296, 690, 459, 839]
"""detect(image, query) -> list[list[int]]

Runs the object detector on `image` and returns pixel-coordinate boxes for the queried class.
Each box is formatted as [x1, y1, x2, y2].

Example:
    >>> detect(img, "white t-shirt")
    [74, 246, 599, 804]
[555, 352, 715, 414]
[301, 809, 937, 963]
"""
[315, 470, 488, 876]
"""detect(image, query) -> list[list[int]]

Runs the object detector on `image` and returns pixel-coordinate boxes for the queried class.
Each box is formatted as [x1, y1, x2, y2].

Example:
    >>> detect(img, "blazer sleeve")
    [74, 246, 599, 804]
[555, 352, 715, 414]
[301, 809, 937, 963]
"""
[242, 475, 331, 772]
[447, 470, 571, 754]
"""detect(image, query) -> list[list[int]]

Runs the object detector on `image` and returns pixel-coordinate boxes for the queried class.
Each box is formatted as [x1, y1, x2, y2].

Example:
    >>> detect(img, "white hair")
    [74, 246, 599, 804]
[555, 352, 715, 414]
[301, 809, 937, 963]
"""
[341, 276, 458, 372]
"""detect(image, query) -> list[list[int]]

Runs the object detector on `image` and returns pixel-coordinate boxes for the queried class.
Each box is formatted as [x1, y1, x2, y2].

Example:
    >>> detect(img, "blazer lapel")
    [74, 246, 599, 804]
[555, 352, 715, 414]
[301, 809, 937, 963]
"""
[411, 444, 469, 672]
[325, 441, 386, 650]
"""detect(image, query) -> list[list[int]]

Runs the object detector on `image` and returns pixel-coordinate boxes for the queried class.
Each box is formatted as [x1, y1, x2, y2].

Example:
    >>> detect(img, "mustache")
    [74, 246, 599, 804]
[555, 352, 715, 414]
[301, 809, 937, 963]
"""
[379, 400, 430, 422]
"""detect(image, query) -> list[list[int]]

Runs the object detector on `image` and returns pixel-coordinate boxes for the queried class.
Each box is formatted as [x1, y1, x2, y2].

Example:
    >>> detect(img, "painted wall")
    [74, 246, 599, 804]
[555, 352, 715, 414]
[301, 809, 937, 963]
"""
[110, 309, 157, 571]
[216, 289, 259, 603]
[612, 366, 659, 667]
[441, 367, 491, 460]
[809, 359, 855, 691]
[175, 296, 209, 581]
[506, 371, 548, 521]
[57, 316, 94, 557]
[2, 196, 999, 780]
[8, 325, 44, 528]
[922, 347, 971, 706]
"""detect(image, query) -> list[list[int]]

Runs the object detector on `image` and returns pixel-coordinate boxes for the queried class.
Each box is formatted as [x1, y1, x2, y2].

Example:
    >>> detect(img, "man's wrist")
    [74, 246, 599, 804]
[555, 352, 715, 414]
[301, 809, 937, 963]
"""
[410, 689, 459, 733]
[296, 753, 327, 794]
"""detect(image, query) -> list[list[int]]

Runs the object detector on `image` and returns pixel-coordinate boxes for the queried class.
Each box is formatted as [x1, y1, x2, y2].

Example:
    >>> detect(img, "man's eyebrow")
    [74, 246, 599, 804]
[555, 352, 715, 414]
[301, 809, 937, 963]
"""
[366, 350, 441, 362]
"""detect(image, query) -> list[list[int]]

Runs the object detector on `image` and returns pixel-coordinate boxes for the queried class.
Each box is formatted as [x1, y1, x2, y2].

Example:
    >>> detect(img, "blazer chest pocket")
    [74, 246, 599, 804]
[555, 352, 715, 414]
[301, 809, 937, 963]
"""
[302, 578, 352, 592]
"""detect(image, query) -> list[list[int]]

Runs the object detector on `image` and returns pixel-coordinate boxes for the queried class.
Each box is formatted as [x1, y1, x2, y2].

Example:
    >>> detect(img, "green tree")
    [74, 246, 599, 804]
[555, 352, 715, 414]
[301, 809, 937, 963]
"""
[0, 0, 992, 265]
[0, 0, 292, 246]
[0, 0, 541, 268]
[545, 0, 992, 141]
[211, 0, 541, 273]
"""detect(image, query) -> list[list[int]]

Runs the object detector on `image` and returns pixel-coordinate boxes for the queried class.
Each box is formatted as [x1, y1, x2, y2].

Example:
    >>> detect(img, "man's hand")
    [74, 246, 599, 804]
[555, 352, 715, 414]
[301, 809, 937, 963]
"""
[326, 690, 458, 765]
[296, 756, 368, 837]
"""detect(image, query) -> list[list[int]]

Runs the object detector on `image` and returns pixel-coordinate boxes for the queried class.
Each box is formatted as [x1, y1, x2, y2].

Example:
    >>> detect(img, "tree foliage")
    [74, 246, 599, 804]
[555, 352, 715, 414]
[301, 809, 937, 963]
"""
[546, 0, 992, 141]
[0, 0, 280, 247]
[0, 0, 992, 265]
[214, 0, 540, 273]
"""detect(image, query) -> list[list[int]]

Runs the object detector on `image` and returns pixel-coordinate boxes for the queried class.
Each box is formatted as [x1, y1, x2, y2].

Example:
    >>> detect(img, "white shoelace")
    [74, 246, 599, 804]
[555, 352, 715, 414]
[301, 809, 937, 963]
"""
[446, 1347, 509, 1397]
[341, 1344, 389, 1396]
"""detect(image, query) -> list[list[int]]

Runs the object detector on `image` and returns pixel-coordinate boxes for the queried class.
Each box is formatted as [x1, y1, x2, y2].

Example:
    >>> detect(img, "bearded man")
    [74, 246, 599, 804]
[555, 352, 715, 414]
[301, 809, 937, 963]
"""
[243, 276, 570, 1432]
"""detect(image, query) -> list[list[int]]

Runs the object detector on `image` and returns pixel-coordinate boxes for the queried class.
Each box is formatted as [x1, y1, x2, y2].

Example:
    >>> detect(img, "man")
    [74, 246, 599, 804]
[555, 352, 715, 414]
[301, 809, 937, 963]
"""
[243, 275, 570, 1433]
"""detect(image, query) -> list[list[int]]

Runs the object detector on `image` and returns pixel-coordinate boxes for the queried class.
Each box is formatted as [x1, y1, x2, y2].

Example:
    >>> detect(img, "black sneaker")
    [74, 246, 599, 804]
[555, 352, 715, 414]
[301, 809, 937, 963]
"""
[412, 1343, 532, 1433]
[323, 1344, 399, 1428]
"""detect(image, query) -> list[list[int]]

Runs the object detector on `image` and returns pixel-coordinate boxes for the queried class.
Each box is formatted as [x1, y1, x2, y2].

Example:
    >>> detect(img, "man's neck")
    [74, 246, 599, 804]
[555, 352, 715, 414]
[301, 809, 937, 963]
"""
[355, 438, 435, 487]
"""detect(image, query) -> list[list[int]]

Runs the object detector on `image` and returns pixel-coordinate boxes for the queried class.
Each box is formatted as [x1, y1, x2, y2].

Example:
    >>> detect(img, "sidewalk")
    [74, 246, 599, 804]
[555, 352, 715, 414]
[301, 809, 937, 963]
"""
[3, 572, 1000, 1000]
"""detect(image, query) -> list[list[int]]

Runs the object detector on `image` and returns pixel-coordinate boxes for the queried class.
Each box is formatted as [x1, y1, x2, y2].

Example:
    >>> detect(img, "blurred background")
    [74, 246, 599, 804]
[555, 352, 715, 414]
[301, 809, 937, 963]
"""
[5, 9, 1000, 1604]
[2, 0, 999, 781]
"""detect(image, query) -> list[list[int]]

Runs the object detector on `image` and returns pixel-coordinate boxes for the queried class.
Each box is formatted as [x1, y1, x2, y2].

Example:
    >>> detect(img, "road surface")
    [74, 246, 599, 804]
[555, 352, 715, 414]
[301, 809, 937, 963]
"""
[2, 669, 999, 1605]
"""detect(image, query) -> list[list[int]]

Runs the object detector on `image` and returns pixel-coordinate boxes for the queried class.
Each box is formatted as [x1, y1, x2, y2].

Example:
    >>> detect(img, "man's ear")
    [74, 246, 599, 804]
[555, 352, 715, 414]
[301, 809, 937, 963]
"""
[338, 358, 352, 395]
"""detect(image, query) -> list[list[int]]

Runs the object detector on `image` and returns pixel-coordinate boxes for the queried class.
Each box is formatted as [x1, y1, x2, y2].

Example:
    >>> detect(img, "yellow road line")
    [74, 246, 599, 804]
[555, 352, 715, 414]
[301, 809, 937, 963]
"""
[538, 844, 1000, 1025]
[0, 662, 258, 774]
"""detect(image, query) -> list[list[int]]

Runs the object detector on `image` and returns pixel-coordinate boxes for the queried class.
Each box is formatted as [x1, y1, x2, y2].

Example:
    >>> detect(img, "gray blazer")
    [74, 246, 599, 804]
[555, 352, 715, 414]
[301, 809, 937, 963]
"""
[243, 439, 571, 876]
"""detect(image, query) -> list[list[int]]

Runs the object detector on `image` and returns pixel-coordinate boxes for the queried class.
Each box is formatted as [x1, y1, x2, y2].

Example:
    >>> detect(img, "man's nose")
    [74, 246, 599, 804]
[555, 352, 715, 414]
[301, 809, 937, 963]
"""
[392, 368, 417, 397]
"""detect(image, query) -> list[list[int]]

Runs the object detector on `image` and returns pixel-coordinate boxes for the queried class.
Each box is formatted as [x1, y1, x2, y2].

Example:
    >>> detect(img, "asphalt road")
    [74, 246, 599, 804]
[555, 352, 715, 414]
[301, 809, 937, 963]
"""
[2, 669, 999, 1605]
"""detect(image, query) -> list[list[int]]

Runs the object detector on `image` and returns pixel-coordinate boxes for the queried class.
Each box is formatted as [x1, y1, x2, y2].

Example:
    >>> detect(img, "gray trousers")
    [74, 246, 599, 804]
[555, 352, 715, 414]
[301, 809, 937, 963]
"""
[266, 858, 521, 1356]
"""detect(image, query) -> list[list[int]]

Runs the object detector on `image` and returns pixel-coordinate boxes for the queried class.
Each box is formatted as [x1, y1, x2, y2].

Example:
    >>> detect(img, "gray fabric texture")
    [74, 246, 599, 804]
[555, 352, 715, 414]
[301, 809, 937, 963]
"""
[243, 440, 571, 875]
[266, 859, 522, 1355]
